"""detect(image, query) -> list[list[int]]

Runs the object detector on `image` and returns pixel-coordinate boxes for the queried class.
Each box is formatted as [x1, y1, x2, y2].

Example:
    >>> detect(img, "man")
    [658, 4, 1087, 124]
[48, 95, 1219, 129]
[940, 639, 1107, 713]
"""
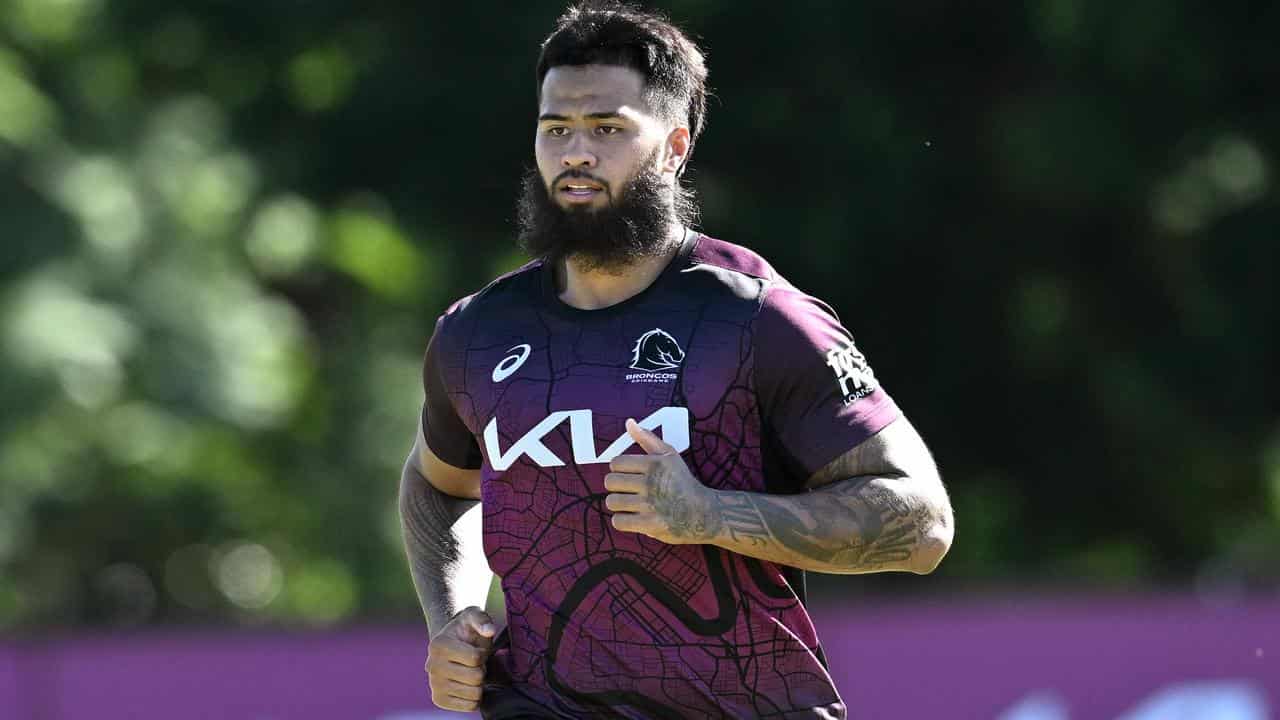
[400, 2, 954, 717]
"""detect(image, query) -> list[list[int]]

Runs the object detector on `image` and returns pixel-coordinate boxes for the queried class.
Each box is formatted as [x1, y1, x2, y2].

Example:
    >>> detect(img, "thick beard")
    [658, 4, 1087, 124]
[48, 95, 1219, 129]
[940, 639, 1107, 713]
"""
[516, 162, 698, 275]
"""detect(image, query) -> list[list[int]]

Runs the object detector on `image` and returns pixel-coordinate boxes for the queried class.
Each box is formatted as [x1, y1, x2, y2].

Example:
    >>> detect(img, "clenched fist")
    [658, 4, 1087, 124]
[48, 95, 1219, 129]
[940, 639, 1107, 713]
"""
[425, 606, 496, 712]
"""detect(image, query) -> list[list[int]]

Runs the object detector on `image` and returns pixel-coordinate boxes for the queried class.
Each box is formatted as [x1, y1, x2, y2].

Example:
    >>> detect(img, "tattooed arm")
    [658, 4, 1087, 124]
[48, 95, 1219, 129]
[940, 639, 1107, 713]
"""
[398, 420, 488, 633]
[706, 417, 951, 574]
[401, 420, 504, 712]
[607, 416, 953, 575]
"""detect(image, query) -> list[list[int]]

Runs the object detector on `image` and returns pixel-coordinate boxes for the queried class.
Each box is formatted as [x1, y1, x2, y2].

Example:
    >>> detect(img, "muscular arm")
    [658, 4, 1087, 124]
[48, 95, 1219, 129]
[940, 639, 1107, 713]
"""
[702, 417, 952, 574]
[398, 423, 488, 634]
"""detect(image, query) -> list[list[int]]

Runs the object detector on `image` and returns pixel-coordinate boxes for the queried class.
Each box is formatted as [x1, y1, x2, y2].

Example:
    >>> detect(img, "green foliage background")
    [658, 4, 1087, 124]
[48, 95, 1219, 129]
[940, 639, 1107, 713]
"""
[1, 0, 1277, 628]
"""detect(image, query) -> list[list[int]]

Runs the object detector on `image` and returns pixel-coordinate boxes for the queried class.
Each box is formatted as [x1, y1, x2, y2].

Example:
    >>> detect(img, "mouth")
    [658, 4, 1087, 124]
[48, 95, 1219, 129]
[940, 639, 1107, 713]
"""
[558, 180, 605, 203]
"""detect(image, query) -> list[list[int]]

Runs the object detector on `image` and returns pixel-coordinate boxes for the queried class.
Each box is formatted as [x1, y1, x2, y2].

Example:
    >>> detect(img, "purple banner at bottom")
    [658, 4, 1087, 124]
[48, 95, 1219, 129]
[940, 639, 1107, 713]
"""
[1, 595, 1276, 719]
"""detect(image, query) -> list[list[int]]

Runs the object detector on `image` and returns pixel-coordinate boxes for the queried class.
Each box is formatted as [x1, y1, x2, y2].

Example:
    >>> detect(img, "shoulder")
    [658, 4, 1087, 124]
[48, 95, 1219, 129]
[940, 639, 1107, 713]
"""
[688, 234, 784, 282]
[683, 233, 797, 306]
[432, 258, 543, 339]
[686, 233, 835, 323]
[687, 235, 852, 356]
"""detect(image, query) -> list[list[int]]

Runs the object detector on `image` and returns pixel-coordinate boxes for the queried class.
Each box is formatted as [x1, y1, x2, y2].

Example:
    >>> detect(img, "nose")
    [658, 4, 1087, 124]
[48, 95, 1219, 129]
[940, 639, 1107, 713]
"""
[561, 134, 596, 170]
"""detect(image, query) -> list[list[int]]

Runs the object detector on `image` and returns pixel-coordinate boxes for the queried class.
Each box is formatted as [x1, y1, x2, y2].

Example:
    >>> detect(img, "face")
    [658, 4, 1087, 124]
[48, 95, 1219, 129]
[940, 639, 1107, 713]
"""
[535, 64, 689, 210]
[518, 63, 695, 273]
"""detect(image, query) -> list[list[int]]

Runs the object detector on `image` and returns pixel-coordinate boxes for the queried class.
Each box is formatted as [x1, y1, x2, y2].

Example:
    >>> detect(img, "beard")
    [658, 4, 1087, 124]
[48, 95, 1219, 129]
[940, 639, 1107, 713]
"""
[516, 158, 697, 274]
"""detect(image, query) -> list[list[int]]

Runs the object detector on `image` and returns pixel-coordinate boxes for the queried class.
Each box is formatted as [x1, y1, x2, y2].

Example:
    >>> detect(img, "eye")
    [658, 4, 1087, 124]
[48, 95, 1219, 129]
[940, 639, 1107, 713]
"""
[595, 126, 622, 136]
[545, 126, 569, 137]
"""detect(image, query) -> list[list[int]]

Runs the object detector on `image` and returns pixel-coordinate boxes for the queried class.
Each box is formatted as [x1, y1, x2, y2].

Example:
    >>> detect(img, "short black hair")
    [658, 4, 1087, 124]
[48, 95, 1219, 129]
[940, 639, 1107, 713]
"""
[536, 1, 709, 175]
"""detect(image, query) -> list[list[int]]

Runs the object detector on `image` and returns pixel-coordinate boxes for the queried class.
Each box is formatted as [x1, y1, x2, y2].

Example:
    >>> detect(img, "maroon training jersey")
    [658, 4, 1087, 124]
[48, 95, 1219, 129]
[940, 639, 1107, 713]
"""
[421, 231, 899, 719]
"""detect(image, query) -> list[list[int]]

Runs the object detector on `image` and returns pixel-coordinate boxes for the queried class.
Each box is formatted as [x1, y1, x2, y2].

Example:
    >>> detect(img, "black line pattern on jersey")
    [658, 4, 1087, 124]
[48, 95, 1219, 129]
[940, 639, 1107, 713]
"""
[543, 545, 734, 716]
[469, 292, 841, 719]
[743, 558, 793, 600]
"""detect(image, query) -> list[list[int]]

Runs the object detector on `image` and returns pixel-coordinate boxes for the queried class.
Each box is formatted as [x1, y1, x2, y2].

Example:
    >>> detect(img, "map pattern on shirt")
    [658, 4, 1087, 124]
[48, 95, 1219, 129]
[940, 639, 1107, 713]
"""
[422, 233, 900, 719]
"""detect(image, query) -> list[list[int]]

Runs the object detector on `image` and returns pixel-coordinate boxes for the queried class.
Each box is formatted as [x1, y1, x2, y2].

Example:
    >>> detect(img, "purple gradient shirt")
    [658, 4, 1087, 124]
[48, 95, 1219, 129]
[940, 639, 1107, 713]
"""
[421, 232, 900, 719]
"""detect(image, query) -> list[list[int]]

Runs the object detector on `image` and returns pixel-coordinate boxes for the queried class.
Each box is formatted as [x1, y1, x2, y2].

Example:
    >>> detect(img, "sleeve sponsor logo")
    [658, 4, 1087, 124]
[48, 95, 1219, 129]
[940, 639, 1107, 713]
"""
[825, 340, 877, 403]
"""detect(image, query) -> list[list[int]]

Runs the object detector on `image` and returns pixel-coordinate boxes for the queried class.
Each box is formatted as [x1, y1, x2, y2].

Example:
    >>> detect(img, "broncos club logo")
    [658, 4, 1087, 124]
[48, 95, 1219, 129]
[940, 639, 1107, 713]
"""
[629, 329, 685, 372]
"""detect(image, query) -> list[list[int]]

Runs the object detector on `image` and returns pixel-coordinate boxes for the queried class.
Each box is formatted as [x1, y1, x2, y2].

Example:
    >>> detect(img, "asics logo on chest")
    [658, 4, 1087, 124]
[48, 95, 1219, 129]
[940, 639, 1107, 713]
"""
[483, 407, 689, 471]
[492, 344, 532, 382]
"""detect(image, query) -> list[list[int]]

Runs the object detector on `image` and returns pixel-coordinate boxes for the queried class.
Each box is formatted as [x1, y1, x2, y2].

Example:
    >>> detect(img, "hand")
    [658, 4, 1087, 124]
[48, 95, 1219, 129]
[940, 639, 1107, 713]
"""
[604, 418, 722, 544]
[425, 606, 496, 712]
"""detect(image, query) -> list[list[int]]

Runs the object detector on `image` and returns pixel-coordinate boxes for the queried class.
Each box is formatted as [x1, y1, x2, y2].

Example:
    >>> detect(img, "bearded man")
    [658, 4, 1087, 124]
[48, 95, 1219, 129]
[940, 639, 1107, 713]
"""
[399, 3, 954, 717]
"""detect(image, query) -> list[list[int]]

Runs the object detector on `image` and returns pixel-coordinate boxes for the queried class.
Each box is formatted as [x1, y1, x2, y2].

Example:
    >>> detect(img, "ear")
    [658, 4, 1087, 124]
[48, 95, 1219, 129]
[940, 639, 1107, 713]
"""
[661, 126, 692, 176]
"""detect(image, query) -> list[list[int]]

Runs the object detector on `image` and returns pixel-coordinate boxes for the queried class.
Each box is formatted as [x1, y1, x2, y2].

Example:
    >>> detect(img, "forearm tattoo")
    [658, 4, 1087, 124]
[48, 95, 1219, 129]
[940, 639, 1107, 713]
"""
[713, 493, 770, 547]
[399, 465, 478, 632]
[745, 478, 929, 570]
[707, 421, 948, 573]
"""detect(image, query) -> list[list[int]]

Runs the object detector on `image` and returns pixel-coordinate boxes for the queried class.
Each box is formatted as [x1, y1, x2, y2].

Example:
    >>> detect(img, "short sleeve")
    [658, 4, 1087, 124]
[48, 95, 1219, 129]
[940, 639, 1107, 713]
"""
[753, 284, 900, 483]
[422, 316, 483, 470]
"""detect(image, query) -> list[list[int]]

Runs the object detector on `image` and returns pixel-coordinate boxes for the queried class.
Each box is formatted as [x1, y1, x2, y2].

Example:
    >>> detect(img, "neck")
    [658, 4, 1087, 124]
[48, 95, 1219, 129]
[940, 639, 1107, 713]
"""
[555, 223, 685, 310]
